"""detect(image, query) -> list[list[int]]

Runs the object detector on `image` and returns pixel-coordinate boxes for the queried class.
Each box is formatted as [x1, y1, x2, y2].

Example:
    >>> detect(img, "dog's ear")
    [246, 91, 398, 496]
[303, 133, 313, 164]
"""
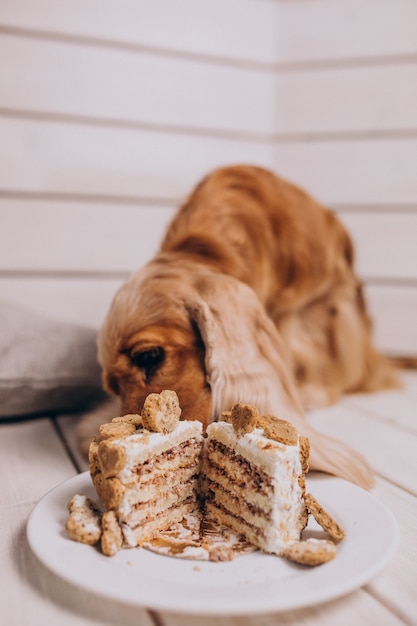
[184, 273, 303, 422]
[185, 273, 374, 489]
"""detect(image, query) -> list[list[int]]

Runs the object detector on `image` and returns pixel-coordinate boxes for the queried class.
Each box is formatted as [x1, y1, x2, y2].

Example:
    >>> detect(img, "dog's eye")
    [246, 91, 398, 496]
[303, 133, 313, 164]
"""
[130, 347, 165, 381]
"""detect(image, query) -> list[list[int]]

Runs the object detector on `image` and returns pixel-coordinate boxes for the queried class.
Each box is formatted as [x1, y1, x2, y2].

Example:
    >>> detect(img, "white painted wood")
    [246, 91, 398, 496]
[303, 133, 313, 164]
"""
[274, 0, 417, 62]
[158, 591, 404, 626]
[273, 64, 417, 134]
[0, 0, 278, 64]
[308, 398, 417, 495]
[0, 34, 275, 135]
[57, 414, 90, 473]
[366, 285, 417, 356]
[2, 202, 416, 282]
[0, 506, 156, 626]
[0, 117, 272, 200]
[2, 117, 417, 205]
[0, 277, 124, 328]
[338, 212, 417, 281]
[0, 419, 76, 506]
[368, 479, 417, 626]
[344, 383, 417, 434]
[0, 200, 174, 272]
[273, 139, 417, 205]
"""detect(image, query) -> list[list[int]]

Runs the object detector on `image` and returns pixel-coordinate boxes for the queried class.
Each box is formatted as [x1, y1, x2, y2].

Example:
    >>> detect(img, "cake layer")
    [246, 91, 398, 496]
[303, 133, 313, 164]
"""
[204, 478, 271, 527]
[203, 439, 273, 509]
[119, 481, 197, 523]
[205, 502, 278, 554]
[121, 496, 199, 547]
[120, 464, 199, 505]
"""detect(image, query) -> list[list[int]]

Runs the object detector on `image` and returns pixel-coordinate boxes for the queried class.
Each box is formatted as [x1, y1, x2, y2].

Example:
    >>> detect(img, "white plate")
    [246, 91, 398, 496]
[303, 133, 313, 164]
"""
[27, 471, 398, 615]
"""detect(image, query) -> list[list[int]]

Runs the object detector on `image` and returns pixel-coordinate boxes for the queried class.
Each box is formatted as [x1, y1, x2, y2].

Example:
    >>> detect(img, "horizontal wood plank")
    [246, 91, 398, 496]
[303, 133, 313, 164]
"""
[0, 116, 272, 200]
[2, 201, 416, 282]
[275, 0, 417, 63]
[0, 0, 278, 65]
[273, 64, 417, 134]
[2, 116, 417, 204]
[0, 33, 275, 135]
[273, 139, 417, 205]
[0, 276, 124, 328]
[338, 212, 417, 281]
[0, 200, 174, 272]
[366, 285, 417, 356]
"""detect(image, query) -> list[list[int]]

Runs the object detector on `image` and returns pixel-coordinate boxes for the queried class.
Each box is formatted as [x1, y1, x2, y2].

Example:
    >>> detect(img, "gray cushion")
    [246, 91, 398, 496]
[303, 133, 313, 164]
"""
[0, 300, 107, 417]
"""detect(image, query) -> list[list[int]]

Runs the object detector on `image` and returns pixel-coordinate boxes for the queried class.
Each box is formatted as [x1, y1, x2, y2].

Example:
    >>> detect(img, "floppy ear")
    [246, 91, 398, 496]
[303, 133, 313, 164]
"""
[185, 273, 374, 489]
[185, 273, 302, 421]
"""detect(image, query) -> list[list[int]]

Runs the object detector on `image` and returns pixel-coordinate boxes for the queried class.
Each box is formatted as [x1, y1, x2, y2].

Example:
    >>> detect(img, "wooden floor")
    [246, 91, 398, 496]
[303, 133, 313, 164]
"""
[2, 371, 417, 626]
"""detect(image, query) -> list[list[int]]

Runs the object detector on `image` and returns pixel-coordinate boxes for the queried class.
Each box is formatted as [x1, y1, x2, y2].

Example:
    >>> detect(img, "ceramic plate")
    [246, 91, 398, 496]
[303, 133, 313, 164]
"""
[26, 472, 398, 615]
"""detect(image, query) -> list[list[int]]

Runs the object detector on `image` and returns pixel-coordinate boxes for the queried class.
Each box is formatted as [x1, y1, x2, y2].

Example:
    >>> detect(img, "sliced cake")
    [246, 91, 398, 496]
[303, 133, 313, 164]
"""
[67, 393, 344, 565]
[88, 390, 203, 549]
[202, 403, 310, 555]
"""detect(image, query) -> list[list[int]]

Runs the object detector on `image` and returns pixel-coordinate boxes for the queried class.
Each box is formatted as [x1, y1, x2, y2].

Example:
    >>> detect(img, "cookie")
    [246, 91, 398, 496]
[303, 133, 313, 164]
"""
[258, 415, 298, 446]
[141, 390, 181, 434]
[112, 413, 142, 427]
[101, 510, 124, 556]
[99, 421, 136, 440]
[65, 494, 102, 545]
[283, 538, 336, 566]
[230, 403, 260, 437]
[305, 493, 345, 541]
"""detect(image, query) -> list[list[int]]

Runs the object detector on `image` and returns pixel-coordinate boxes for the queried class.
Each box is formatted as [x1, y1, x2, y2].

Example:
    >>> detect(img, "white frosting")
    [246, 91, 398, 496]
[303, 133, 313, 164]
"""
[206, 422, 300, 477]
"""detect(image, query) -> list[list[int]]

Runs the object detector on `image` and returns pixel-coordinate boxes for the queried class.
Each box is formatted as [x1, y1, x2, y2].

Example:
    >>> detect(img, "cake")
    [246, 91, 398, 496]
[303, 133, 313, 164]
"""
[202, 403, 309, 555]
[67, 391, 344, 565]
[88, 390, 203, 552]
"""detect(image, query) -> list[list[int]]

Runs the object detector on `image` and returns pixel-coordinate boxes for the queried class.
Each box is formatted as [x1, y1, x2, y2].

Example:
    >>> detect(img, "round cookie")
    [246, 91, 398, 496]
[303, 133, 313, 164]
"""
[230, 403, 260, 437]
[141, 389, 181, 434]
[283, 538, 336, 566]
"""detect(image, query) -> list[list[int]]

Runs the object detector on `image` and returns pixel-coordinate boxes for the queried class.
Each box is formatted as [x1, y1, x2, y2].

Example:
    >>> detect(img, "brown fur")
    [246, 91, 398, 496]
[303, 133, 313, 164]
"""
[79, 165, 400, 489]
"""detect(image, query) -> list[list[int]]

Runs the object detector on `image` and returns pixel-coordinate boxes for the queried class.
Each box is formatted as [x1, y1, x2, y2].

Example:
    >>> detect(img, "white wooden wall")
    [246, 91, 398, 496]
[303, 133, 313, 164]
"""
[1, 0, 416, 357]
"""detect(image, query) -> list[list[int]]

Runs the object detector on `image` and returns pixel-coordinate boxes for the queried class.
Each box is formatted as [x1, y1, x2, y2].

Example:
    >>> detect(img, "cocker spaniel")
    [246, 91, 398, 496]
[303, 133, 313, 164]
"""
[78, 165, 399, 489]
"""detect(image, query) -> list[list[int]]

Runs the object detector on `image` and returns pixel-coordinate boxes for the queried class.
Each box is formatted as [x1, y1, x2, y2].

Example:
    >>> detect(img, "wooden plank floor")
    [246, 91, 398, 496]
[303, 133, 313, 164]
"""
[1, 372, 417, 625]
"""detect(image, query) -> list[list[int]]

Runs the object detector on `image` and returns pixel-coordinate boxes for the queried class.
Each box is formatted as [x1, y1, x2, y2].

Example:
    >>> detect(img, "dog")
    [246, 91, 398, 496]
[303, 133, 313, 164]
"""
[78, 165, 399, 489]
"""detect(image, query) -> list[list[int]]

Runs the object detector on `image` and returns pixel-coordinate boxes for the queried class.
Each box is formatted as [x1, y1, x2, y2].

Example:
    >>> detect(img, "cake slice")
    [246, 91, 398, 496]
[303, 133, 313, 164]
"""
[89, 390, 203, 548]
[202, 403, 309, 555]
